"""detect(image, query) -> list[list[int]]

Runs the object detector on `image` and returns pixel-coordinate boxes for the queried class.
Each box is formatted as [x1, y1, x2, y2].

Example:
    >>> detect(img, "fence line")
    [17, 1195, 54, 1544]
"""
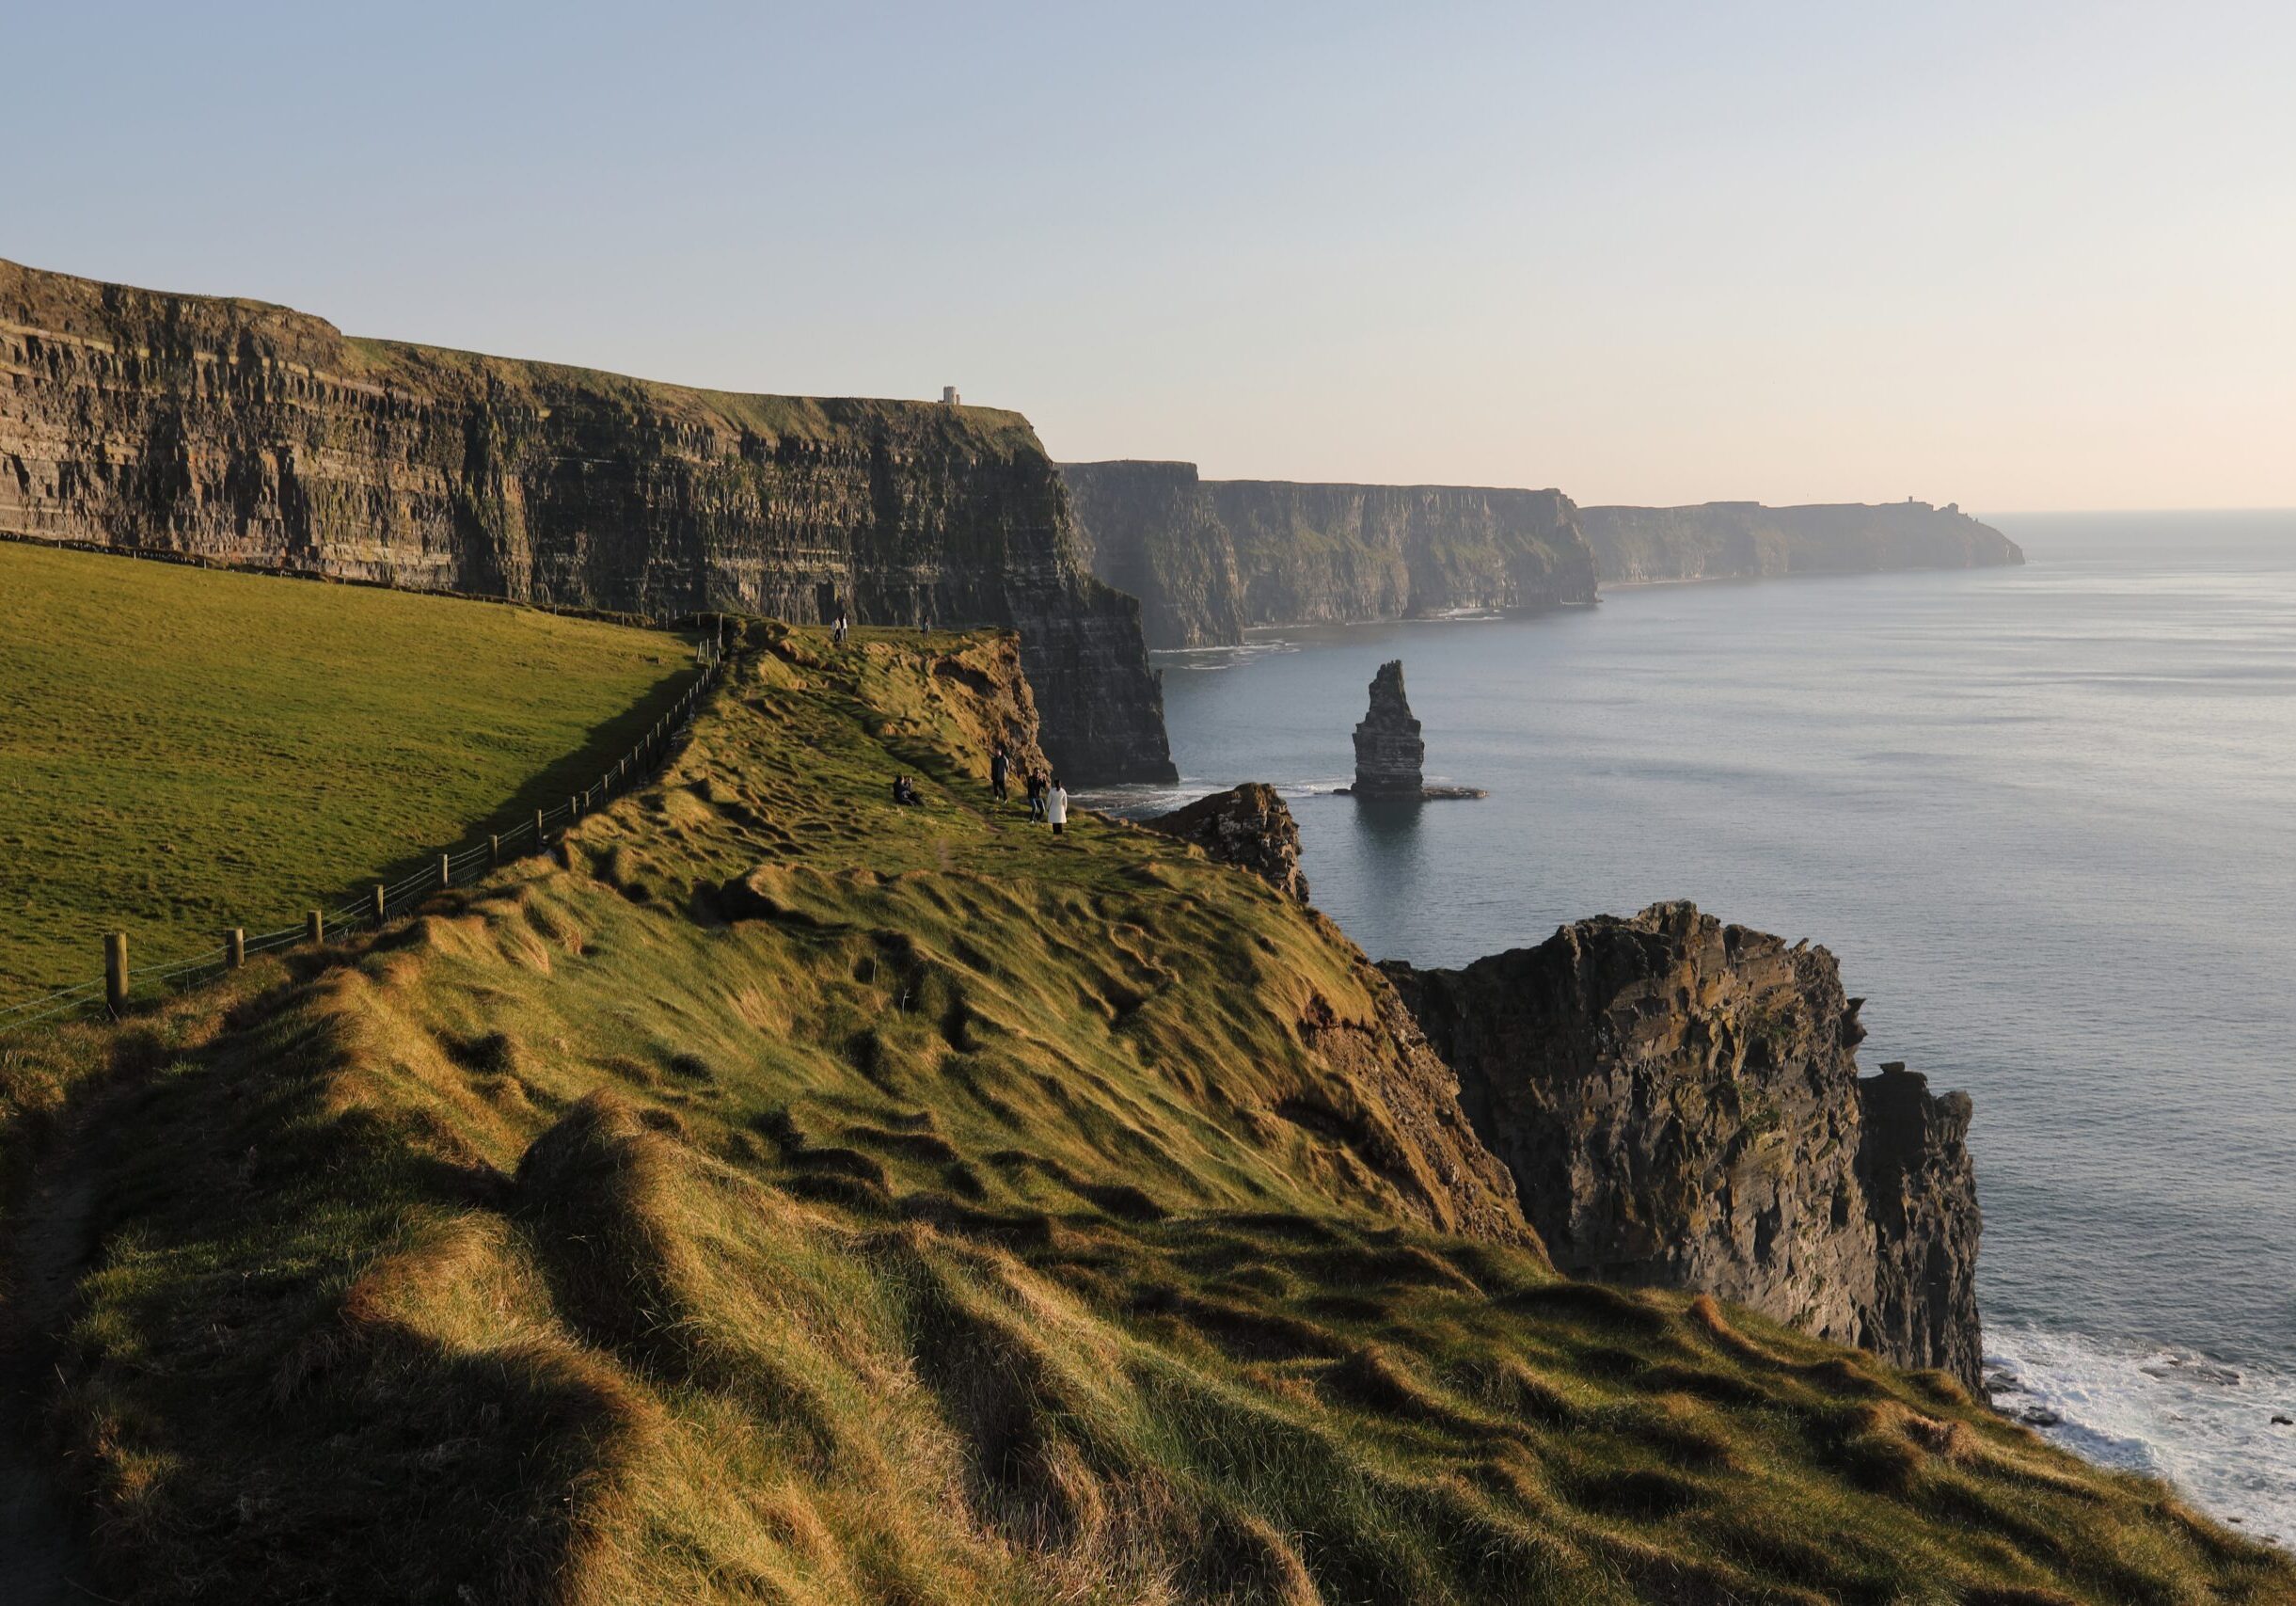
[0, 649, 727, 1035]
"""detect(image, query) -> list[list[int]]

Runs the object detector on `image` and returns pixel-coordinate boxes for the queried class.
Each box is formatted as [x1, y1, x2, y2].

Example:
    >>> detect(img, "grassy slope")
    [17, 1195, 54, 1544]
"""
[0, 541, 695, 1003]
[3, 625, 2288, 1605]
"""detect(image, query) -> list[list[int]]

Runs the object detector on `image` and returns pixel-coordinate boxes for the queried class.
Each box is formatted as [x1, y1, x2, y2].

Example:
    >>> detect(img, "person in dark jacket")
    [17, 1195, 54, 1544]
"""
[1025, 771, 1047, 821]
[892, 775, 922, 805]
[990, 745, 1010, 802]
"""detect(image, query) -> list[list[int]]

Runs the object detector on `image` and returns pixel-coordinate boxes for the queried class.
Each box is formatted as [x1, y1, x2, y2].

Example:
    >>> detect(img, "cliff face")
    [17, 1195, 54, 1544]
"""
[0, 258, 1174, 783]
[1577, 500, 2024, 583]
[1058, 460, 1598, 648]
[1059, 459, 1248, 649]
[1384, 901, 1983, 1388]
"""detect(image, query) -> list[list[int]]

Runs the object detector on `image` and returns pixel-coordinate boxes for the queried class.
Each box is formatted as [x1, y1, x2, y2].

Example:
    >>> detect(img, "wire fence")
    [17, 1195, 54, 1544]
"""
[0, 641, 729, 1038]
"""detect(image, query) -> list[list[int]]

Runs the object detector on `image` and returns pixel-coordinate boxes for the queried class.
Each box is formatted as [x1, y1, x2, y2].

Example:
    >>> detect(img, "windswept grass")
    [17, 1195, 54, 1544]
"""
[3, 621, 2285, 1603]
[0, 541, 695, 1002]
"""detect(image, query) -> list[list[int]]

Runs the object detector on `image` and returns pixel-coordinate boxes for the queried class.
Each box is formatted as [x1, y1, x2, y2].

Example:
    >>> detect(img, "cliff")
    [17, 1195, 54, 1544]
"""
[0, 257, 1174, 783]
[2, 621, 2277, 1602]
[1059, 459, 1598, 648]
[1385, 901, 1984, 1390]
[1057, 459, 1249, 649]
[1577, 500, 2024, 583]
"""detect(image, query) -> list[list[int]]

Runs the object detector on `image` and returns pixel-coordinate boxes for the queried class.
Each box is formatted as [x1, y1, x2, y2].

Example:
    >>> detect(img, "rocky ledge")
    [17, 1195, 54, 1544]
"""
[1142, 783, 1309, 902]
[1385, 901, 1983, 1389]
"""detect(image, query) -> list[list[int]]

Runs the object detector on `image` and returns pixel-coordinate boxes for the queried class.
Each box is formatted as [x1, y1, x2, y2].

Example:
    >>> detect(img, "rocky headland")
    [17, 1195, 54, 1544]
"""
[1577, 500, 2025, 583]
[1060, 459, 1597, 648]
[0, 258, 1174, 784]
[1384, 900, 1983, 1388]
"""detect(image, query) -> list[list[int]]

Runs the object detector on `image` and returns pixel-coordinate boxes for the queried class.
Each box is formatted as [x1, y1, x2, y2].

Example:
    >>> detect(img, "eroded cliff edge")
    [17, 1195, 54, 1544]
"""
[0, 258, 1174, 783]
[1577, 500, 2024, 583]
[1385, 900, 1983, 1389]
[1061, 459, 1597, 648]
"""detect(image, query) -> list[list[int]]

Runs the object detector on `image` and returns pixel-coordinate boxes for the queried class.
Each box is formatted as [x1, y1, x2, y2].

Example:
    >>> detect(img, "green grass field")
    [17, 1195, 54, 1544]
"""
[0, 542, 695, 1005]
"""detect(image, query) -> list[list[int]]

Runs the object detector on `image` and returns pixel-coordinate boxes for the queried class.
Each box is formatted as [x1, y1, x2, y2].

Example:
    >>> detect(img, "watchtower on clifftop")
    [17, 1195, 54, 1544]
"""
[942, 386, 960, 406]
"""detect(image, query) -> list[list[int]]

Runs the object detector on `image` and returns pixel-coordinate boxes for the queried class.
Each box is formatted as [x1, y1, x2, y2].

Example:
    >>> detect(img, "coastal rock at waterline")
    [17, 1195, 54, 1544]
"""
[1384, 900, 1984, 1390]
[1143, 783, 1309, 902]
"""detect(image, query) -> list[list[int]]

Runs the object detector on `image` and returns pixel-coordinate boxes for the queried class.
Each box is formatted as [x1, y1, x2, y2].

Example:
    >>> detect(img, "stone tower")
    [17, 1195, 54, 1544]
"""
[1351, 660, 1426, 797]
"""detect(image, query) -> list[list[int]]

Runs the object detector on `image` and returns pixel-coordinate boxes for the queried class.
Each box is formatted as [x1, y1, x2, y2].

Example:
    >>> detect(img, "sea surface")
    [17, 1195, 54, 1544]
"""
[1086, 509, 2296, 1540]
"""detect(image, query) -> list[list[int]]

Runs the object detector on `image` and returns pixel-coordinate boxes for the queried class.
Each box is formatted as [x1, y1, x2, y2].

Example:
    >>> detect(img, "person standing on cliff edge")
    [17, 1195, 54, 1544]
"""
[1046, 777, 1069, 837]
[990, 745, 1010, 803]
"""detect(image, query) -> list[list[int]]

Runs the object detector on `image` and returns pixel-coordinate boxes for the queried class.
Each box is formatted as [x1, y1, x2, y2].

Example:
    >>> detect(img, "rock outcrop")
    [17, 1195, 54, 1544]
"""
[1350, 660, 1425, 797]
[1384, 901, 1983, 1388]
[1142, 783, 1308, 901]
[0, 257, 1175, 784]
[1576, 501, 2023, 583]
[1060, 461, 1598, 648]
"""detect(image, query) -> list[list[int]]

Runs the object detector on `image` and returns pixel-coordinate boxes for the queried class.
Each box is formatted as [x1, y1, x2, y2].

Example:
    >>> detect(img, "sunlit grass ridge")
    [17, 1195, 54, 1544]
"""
[8, 618, 2286, 1603]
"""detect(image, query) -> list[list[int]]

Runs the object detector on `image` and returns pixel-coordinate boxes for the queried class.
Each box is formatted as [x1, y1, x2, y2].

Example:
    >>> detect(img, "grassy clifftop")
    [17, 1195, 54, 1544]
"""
[3, 626, 2286, 1603]
[0, 540, 694, 1002]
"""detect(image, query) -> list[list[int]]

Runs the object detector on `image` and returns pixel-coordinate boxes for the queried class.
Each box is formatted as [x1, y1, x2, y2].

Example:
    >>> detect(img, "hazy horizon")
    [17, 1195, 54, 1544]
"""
[9, 1, 2289, 511]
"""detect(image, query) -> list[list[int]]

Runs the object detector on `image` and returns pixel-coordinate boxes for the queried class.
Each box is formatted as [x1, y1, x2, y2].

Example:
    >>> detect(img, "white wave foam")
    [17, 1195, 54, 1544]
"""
[1987, 1324, 2296, 1545]
[1150, 638, 1302, 666]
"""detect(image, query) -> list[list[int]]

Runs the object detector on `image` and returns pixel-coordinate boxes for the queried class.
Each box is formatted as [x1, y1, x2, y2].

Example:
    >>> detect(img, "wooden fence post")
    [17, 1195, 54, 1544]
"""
[535, 808, 546, 843]
[372, 883, 387, 924]
[307, 910, 324, 946]
[226, 929, 245, 970]
[489, 834, 500, 864]
[104, 932, 129, 1013]
[438, 853, 451, 889]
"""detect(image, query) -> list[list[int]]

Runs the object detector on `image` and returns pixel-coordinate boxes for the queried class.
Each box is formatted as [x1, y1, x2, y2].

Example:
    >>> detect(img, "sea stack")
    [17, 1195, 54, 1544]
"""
[1345, 660, 1484, 799]
[1351, 660, 1427, 797]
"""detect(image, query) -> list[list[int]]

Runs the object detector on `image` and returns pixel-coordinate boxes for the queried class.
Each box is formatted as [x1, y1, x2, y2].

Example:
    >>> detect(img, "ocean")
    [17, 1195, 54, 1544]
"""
[1086, 509, 2296, 1541]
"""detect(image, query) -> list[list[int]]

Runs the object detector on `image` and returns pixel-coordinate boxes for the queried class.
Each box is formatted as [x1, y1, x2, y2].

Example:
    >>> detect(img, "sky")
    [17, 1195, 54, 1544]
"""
[8, 1, 2291, 511]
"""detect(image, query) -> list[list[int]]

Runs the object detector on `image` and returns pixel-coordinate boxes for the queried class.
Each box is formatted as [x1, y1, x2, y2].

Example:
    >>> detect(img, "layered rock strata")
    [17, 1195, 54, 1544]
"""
[1142, 782, 1309, 902]
[1384, 901, 1983, 1388]
[1059, 460, 1597, 648]
[1576, 501, 2024, 583]
[0, 257, 1174, 783]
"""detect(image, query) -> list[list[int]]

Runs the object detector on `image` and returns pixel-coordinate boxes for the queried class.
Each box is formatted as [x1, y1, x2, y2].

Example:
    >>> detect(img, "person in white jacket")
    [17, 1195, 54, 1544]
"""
[1046, 778, 1069, 837]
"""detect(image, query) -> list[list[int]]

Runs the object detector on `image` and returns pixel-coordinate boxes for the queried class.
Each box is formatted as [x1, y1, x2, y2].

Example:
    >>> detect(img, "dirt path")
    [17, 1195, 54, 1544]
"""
[0, 1154, 101, 1604]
